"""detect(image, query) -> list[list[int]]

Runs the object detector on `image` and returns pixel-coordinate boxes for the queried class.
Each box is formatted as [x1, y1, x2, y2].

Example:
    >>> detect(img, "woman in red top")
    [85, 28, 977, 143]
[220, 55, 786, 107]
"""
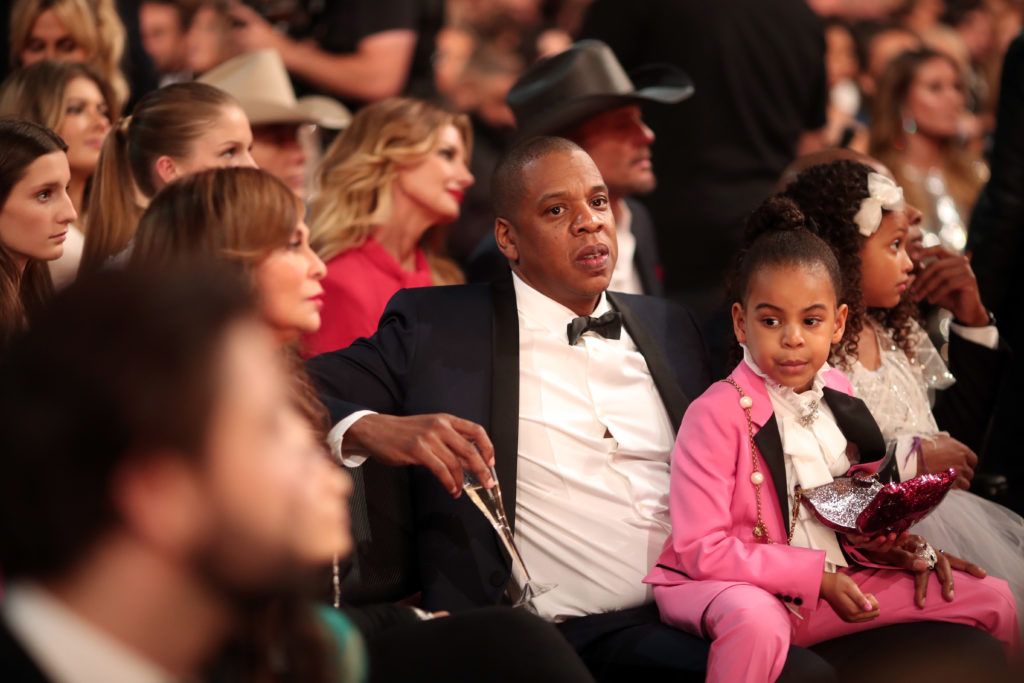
[304, 97, 474, 356]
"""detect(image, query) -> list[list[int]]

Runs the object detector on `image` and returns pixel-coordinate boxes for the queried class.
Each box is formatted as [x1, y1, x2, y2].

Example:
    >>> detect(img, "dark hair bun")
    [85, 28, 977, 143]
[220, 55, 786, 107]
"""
[745, 195, 806, 243]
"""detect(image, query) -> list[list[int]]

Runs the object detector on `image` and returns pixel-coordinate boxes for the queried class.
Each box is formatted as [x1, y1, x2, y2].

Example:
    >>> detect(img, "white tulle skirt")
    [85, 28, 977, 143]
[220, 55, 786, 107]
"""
[911, 490, 1024, 636]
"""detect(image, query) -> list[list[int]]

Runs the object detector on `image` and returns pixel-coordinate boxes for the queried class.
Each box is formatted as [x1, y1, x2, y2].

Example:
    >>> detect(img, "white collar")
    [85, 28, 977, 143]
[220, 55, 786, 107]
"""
[742, 345, 830, 408]
[2, 583, 179, 683]
[511, 271, 612, 339]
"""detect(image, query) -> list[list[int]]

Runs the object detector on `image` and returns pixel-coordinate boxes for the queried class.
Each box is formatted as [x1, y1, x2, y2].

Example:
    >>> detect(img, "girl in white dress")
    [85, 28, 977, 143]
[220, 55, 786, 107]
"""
[756, 159, 1024, 629]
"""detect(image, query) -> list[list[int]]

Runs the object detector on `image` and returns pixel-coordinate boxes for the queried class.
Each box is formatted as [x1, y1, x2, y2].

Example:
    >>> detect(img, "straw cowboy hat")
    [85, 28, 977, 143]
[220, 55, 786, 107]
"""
[508, 40, 694, 139]
[199, 49, 352, 129]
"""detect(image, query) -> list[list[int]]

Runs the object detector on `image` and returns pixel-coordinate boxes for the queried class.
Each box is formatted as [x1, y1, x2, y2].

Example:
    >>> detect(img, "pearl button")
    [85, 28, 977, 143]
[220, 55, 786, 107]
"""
[750, 471, 764, 485]
[739, 396, 753, 409]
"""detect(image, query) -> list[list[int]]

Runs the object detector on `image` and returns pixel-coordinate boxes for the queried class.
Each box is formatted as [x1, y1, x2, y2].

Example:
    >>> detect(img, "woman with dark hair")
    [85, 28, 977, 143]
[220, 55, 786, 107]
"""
[0, 60, 117, 286]
[0, 118, 76, 349]
[870, 48, 986, 253]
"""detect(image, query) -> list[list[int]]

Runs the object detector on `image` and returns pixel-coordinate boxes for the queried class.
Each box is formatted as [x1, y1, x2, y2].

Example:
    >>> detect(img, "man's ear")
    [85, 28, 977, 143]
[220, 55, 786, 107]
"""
[495, 218, 519, 264]
[153, 155, 180, 185]
[731, 302, 747, 345]
[833, 303, 850, 344]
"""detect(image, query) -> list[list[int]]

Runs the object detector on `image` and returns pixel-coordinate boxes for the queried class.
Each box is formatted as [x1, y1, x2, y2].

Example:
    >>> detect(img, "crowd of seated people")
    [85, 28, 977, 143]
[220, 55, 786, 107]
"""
[1, 1, 1023, 682]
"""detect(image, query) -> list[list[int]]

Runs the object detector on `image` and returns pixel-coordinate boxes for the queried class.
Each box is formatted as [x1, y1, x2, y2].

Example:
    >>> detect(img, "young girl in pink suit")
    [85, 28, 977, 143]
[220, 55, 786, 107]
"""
[644, 208, 1019, 683]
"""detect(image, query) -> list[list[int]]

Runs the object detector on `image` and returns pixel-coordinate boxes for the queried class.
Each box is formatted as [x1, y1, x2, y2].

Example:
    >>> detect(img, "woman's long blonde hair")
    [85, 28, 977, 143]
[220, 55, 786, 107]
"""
[81, 82, 238, 274]
[310, 97, 471, 285]
[869, 48, 984, 216]
[9, 0, 128, 111]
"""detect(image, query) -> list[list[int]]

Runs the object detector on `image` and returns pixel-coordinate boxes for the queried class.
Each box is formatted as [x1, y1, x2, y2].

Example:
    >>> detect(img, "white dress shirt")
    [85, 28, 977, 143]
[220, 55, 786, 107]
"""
[608, 201, 644, 295]
[2, 583, 178, 683]
[512, 273, 675, 621]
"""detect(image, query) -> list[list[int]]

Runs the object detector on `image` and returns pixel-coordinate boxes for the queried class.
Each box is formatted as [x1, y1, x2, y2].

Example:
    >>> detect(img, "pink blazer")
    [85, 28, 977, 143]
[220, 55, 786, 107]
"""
[644, 361, 864, 626]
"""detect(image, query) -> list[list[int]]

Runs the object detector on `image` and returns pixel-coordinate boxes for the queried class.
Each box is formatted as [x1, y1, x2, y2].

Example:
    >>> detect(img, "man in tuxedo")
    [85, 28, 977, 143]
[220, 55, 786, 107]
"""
[309, 136, 1006, 680]
[0, 269, 352, 681]
[467, 41, 687, 296]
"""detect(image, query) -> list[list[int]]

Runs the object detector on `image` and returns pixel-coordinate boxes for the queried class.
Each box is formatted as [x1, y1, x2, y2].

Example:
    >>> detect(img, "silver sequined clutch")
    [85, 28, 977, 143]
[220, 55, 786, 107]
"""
[799, 469, 957, 536]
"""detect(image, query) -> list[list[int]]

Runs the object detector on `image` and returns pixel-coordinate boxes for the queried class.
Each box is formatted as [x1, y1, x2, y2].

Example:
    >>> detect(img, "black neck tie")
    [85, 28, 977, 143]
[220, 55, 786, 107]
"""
[567, 310, 623, 345]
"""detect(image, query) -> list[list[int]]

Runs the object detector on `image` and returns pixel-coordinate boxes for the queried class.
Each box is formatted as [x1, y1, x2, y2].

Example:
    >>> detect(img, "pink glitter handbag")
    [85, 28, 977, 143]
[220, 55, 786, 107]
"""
[798, 468, 957, 536]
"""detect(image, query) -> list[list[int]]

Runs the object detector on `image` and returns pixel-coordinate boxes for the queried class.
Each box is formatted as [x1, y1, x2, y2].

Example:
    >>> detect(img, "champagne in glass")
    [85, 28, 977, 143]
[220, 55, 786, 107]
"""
[462, 466, 554, 610]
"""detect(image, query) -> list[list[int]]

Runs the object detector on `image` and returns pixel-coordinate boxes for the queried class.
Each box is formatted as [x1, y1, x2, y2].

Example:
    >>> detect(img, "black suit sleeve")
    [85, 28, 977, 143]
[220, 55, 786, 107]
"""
[931, 332, 1011, 453]
[306, 289, 421, 425]
[969, 34, 1024, 316]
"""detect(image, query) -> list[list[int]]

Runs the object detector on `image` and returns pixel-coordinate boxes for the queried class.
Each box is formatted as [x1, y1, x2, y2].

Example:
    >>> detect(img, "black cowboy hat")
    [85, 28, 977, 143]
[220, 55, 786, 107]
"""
[507, 40, 694, 139]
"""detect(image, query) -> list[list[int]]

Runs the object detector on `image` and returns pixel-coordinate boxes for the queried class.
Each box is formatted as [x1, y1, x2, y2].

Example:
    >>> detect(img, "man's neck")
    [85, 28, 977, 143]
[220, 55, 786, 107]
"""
[510, 269, 601, 317]
[45, 538, 233, 678]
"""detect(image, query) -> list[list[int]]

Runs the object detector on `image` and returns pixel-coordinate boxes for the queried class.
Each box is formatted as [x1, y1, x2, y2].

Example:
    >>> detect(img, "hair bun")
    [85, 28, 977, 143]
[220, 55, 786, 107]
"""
[744, 195, 807, 243]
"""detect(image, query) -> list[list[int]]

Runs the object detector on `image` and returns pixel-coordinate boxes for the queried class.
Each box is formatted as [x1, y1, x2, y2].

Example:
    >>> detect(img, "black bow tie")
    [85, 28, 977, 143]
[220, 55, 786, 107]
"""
[567, 310, 623, 345]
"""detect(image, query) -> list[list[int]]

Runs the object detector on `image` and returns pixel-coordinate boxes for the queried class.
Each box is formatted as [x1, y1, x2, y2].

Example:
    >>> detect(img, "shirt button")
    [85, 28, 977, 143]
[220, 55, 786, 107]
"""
[783, 595, 793, 603]
[794, 597, 804, 606]
[489, 570, 506, 588]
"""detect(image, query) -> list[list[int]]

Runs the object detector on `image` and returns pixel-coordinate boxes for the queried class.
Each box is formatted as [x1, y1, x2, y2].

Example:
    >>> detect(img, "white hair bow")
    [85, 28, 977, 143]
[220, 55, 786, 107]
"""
[853, 173, 905, 237]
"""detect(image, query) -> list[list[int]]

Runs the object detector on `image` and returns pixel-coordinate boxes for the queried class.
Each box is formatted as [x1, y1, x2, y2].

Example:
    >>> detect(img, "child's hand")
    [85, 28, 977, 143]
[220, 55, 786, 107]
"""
[820, 571, 880, 623]
[845, 530, 908, 555]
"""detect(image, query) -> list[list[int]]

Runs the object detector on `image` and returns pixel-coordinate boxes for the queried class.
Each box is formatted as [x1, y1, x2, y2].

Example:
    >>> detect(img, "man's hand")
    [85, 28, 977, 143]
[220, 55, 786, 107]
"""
[920, 434, 978, 489]
[226, 1, 291, 54]
[909, 245, 989, 327]
[345, 413, 495, 497]
[820, 571, 880, 623]
[853, 534, 986, 608]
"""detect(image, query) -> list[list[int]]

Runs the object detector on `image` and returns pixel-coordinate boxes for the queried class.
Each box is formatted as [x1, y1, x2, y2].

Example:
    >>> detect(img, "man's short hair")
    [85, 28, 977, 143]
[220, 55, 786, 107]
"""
[0, 267, 255, 579]
[492, 136, 584, 222]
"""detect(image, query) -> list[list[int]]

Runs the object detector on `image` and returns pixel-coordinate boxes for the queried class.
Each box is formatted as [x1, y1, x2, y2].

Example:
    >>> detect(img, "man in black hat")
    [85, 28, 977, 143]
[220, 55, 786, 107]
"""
[467, 40, 692, 297]
[581, 0, 829, 319]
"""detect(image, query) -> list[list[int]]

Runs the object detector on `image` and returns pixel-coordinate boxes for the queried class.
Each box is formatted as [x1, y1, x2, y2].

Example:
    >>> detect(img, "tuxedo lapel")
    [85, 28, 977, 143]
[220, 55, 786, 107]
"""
[609, 292, 690, 428]
[489, 276, 521, 531]
[822, 387, 887, 465]
[753, 416, 793, 534]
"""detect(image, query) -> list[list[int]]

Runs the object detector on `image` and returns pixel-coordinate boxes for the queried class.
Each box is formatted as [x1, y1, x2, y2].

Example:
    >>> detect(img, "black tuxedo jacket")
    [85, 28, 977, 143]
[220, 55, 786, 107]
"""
[308, 276, 709, 611]
[464, 197, 665, 297]
[0, 619, 50, 683]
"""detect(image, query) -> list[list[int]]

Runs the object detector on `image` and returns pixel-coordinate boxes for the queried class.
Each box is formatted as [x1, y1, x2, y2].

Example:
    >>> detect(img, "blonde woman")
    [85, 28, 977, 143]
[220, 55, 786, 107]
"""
[305, 97, 473, 356]
[81, 81, 256, 274]
[0, 61, 116, 287]
[10, 0, 129, 112]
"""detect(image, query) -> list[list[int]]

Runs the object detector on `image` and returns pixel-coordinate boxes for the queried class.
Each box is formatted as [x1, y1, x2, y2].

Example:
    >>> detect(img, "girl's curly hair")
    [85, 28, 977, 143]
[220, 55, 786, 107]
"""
[763, 160, 919, 369]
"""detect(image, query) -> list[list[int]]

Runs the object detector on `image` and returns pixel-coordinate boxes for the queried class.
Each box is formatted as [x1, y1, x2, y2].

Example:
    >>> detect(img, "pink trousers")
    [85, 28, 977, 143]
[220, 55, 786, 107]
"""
[654, 569, 1019, 683]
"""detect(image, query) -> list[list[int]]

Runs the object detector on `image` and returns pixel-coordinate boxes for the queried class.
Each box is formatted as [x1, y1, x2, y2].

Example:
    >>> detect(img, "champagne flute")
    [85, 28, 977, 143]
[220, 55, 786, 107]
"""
[462, 466, 555, 609]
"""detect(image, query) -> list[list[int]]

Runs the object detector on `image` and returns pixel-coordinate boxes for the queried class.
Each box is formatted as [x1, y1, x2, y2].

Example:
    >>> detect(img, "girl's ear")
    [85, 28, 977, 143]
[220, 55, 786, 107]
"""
[832, 303, 849, 344]
[153, 155, 180, 186]
[731, 302, 747, 344]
